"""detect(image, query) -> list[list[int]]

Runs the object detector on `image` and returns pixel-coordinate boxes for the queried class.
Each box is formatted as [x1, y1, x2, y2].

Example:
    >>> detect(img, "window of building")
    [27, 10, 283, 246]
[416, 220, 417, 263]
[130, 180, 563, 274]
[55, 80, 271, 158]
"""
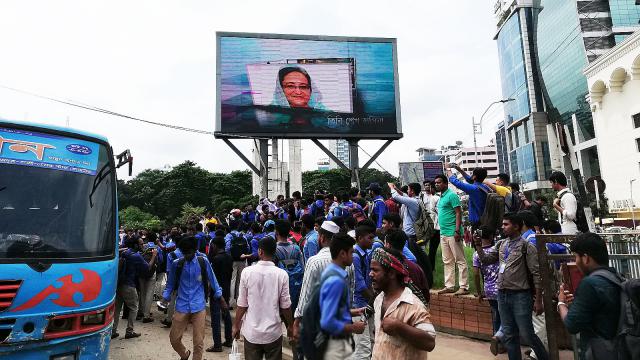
[636, 137, 640, 152]
[633, 113, 640, 128]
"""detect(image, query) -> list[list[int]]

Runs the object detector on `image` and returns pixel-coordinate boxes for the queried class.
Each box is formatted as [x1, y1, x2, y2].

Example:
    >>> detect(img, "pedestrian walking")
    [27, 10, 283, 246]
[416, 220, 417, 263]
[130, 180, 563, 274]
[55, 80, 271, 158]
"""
[300, 233, 366, 360]
[351, 222, 376, 359]
[226, 219, 250, 308]
[162, 236, 225, 360]
[370, 247, 435, 359]
[292, 221, 354, 347]
[232, 236, 293, 360]
[274, 219, 305, 318]
[206, 236, 234, 353]
[474, 213, 548, 360]
[113, 236, 157, 339]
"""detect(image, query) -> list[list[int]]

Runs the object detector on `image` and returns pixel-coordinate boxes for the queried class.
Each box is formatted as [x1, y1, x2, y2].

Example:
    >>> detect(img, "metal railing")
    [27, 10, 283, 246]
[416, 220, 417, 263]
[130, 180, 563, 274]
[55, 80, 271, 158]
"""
[536, 233, 640, 360]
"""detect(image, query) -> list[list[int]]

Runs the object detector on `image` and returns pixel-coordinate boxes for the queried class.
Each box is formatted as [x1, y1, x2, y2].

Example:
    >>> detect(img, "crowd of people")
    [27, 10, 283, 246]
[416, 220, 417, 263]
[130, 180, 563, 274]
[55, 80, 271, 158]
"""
[111, 167, 637, 360]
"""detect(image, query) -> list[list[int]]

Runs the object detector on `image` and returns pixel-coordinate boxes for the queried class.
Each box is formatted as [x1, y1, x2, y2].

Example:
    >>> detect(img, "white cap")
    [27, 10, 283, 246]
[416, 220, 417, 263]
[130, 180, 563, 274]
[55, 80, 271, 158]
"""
[321, 221, 340, 234]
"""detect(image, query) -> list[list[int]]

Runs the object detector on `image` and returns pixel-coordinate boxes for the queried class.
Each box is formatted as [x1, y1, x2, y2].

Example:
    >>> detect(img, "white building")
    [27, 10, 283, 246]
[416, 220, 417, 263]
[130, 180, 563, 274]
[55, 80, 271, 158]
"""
[585, 30, 640, 219]
[452, 145, 500, 182]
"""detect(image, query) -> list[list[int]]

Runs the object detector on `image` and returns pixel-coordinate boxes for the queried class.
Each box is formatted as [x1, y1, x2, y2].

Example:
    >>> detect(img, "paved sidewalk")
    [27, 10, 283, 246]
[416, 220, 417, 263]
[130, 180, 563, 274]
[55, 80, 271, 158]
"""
[109, 307, 574, 359]
[430, 332, 575, 360]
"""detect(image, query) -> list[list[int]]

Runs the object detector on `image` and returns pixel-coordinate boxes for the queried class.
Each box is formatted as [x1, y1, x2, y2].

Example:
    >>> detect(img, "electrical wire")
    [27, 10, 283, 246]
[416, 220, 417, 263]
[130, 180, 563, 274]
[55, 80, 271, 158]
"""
[0, 84, 271, 140]
[357, 144, 391, 174]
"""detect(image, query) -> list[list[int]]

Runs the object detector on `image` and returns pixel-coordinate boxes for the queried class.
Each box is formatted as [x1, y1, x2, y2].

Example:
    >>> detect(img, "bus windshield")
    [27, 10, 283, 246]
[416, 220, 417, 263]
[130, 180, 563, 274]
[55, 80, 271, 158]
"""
[0, 128, 115, 261]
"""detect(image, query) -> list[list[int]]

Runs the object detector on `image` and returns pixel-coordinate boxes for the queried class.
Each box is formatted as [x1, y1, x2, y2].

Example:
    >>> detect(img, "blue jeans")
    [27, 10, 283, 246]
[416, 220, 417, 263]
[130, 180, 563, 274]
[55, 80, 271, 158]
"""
[209, 293, 232, 347]
[488, 299, 501, 335]
[497, 290, 548, 360]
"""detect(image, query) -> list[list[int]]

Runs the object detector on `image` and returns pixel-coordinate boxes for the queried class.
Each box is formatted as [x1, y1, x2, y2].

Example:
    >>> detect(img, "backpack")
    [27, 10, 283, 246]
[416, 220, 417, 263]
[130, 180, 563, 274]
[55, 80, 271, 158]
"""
[336, 203, 366, 222]
[559, 192, 590, 233]
[173, 255, 209, 297]
[369, 198, 387, 223]
[117, 250, 129, 286]
[586, 269, 640, 360]
[407, 198, 435, 243]
[275, 244, 304, 310]
[479, 186, 505, 230]
[229, 233, 249, 261]
[505, 191, 523, 213]
[300, 268, 348, 360]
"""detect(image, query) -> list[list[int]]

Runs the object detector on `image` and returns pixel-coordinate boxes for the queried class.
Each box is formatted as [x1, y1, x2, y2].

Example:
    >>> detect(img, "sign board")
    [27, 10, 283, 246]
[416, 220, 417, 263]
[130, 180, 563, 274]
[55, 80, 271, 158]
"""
[398, 161, 444, 185]
[216, 32, 402, 139]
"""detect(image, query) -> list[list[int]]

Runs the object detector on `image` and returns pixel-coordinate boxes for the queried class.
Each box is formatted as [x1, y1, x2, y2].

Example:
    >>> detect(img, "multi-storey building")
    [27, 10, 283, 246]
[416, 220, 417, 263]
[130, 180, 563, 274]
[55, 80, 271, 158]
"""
[492, 0, 640, 191]
[329, 139, 350, 169]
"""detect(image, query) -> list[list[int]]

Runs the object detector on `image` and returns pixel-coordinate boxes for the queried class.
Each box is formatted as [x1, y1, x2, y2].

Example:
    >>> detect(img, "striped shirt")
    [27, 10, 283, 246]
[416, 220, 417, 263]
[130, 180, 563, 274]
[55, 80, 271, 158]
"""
[294, 247, 356, 318]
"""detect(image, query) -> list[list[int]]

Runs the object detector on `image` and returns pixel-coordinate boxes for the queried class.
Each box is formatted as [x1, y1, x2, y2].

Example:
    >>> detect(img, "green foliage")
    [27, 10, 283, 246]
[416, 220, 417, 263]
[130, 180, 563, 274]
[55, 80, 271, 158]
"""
[117, 161, 253, 225]
[119, 206, 163, 231]
[301, 168, 398, 198]
[178, 203, 207, 225]
[117, 161, 398, 226]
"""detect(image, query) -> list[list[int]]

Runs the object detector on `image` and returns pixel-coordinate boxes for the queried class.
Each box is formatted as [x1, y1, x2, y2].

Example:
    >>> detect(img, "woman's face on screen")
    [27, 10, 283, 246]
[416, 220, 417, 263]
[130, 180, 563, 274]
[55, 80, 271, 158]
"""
[282, 71, 311, 108]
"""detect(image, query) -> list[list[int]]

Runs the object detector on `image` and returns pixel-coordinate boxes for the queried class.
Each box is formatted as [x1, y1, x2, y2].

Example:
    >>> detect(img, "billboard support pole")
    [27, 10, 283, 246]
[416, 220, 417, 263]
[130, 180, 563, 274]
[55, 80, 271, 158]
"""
[222, 138, 260, 175]
[259, 139, 269, 199]
[311, 139, 349, 171]
[360, 140, 394, 171]
[349, 139, 360, 189]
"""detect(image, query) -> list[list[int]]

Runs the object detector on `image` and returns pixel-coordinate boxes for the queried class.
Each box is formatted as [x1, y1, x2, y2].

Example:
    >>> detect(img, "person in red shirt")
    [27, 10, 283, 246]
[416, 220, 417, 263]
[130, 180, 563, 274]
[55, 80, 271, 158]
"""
[384, 229, 430, 304]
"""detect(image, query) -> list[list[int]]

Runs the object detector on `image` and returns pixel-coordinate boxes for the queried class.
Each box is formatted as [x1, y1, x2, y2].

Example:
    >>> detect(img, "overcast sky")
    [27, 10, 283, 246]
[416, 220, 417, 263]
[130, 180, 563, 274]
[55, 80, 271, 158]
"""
[0, 0, 505, 180]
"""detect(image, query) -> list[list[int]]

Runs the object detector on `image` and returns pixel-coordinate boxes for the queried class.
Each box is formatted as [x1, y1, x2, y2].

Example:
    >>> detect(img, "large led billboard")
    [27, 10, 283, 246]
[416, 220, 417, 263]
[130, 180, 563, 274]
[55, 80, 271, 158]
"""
[215, 32, 402, 139]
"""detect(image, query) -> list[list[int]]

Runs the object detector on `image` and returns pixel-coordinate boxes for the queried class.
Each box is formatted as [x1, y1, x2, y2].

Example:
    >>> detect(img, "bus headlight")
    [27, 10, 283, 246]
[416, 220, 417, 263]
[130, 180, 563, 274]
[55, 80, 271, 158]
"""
[81, 310, 105, 325]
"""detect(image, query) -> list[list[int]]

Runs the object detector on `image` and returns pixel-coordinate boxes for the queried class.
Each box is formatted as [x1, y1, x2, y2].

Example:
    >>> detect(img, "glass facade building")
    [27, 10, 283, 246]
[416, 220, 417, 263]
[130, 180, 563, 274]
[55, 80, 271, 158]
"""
[497, 13, 530, 123]
[610, 0, 640, 27]
[536, 0, 594, 140]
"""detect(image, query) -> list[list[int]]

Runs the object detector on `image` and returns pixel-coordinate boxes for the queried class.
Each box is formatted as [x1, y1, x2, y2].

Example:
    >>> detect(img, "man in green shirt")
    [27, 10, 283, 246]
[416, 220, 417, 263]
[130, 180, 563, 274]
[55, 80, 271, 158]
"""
[434, 174, 467, 295]
[557, 233, 621, 359]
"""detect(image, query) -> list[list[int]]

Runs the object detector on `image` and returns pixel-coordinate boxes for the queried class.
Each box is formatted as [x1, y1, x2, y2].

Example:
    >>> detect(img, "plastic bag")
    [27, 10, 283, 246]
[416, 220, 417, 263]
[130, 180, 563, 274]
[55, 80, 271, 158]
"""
[229, 339, 241, 360]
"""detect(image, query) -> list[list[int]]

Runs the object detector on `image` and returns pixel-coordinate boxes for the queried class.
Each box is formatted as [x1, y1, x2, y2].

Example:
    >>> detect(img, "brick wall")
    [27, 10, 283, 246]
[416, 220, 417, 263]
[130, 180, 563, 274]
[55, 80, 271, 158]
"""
[429, 291, 573, 349]
[429, 291, 493, 340]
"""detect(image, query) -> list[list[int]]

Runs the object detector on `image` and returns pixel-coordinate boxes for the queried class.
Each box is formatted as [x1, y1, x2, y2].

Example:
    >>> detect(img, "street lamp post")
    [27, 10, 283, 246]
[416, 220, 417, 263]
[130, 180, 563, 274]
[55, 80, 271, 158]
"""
[631, 179, 636, 229]
[473, 98, 515, 165]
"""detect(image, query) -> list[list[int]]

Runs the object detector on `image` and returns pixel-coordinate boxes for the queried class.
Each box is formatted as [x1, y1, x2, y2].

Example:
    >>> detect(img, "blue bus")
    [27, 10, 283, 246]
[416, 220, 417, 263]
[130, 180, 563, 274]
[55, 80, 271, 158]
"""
[0, 120, 130, 359]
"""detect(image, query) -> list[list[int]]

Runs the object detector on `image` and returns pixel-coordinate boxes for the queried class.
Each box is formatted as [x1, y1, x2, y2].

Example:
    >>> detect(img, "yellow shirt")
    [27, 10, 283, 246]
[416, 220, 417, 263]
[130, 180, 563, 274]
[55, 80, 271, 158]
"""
[493, 185, 512, 197]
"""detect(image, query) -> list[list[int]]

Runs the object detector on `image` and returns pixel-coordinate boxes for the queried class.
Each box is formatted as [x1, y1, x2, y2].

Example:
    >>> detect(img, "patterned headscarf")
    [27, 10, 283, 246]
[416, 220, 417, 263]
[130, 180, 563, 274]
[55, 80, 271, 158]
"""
[371, 247, 429, 307]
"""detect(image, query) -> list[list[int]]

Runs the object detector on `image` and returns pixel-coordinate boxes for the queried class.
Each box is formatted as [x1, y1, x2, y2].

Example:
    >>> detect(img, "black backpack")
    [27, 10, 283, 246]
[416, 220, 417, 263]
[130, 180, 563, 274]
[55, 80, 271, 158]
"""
[173, 255, 209, 297]
[117, 250, 129, 285]
[229, 233, 249, 261]
[505, 191, 523, 213]
[300, 268, 348, 360]
[559, 192, 590, 233]
[587, 269, 640, 360]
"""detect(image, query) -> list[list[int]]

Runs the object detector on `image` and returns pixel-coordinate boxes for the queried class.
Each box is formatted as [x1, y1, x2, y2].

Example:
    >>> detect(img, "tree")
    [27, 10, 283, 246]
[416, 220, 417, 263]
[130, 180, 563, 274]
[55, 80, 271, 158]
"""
[119, 206, 163, 230]
[178, 203, 207, 225]
[117, 162, 253, 224]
